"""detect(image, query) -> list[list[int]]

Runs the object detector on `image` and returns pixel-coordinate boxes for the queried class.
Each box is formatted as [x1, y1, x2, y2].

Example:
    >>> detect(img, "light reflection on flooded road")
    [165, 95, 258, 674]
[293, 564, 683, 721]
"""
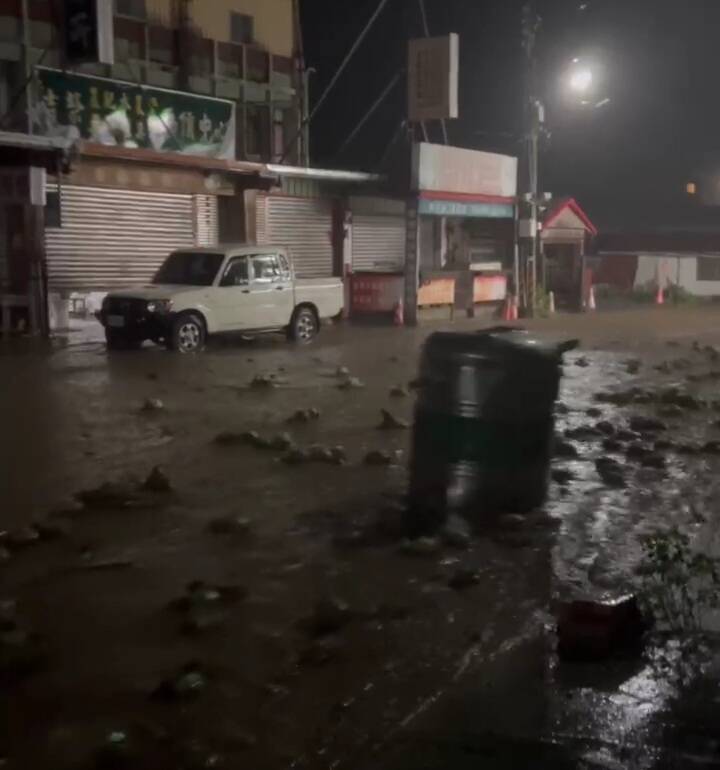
[3, 308, 720, 768]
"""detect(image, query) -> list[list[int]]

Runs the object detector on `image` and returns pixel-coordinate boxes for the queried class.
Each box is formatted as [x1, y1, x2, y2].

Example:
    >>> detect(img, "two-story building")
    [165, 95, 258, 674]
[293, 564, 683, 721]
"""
[0, 0, 377, 332]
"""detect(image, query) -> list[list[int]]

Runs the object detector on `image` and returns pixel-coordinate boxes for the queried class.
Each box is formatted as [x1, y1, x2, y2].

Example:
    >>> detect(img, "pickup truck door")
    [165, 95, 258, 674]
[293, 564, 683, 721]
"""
[215, 253, 294, 331]
[247, 253, 294, 328]
[215, 255, 257, 331]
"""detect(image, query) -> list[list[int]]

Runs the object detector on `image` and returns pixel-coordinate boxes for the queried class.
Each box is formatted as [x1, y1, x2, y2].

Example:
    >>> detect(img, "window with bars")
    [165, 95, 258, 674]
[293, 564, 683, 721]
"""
[246, 104, 270, 159]
[697, 257, 720, 282]
[230, 12, 253, 44]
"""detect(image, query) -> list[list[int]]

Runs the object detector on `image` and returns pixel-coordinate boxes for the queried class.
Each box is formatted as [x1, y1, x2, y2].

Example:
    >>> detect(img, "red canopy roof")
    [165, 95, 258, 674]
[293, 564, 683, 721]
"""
[543, 197, 597, 236]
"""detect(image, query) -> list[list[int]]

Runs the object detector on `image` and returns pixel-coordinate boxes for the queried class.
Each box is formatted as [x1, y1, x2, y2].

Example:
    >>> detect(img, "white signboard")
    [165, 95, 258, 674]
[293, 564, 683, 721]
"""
[408, 34, 459, 122]
[412, 142, 518, 198]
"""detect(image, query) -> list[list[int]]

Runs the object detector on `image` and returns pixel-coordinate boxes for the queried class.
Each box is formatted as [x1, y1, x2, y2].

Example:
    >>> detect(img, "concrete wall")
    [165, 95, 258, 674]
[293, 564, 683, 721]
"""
[196, 0, 293, 56]
[145, 0, 294, 56]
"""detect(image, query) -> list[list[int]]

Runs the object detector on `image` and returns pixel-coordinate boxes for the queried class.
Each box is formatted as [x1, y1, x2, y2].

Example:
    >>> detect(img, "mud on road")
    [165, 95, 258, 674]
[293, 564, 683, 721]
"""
[3, 307, 720, 769]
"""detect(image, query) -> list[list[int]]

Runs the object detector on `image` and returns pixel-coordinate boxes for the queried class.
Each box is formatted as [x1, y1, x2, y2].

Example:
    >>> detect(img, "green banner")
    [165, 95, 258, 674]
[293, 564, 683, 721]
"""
[33, 67, 236, 160]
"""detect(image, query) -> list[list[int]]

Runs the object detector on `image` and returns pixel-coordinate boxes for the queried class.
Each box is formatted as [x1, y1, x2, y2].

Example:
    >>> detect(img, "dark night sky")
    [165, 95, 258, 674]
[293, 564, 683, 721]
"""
[300, 0, 720, 231]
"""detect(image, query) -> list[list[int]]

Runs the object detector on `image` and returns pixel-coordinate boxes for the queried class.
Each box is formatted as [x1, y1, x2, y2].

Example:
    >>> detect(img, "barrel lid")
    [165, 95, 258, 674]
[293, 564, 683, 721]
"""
[422, 328, 577, 364]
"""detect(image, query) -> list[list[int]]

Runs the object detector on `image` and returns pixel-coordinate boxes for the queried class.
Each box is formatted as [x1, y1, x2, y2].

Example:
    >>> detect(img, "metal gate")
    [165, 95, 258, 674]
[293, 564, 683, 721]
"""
[45, 185, 200, 291]
[257, 194, 334, 278]
[352, 215, 406, 272]
[194, 195, 219, 246]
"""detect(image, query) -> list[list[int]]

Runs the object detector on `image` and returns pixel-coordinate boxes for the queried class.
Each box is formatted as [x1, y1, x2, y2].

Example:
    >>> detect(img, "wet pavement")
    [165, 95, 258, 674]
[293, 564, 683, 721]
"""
[2, 307, 720, 769]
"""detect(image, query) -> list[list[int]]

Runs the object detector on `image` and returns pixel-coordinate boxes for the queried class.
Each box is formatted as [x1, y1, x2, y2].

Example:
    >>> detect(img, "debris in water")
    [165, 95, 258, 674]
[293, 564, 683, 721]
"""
[287, 408, 321, 424]
[270, 432, 295, 451]
[378, 409, 409, 430]
[143, 466, 172, 494]
[250, 374, 278, 389]
[94, 730, 133, 769]
[448, 568, 481, 591]
[586, 407, 602, 418]
[641, 452, 666, 470]
[301, 598, 354, 637]
[625, 359, 641, 374]
[552, 468, 575, 485]
[207, 516, 252, 536]
[400, 537, 441, 557]
[575, 356, 590, 368]
[629, 415, 667, 433]
[5, 527, 41, 549]
[602, 437, 623, 452]
[595, 457, 626, 488]
[152, 662, 208, 701]
[34, 518, 72, 541]
[364, 450, 394, 466]
[556, 595, 647, 661]
[442, 515, 472, 550]
[141, 398, 164, 412]
[554, 438, 579, 458]
[76, 481, 138, 510]
[338, 376, 365, 390]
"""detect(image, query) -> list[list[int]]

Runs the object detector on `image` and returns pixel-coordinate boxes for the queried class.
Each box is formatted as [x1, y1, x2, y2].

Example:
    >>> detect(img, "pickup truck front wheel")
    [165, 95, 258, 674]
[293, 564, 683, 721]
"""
[288, 306, 318, 344]
[168, 313, 206, 353]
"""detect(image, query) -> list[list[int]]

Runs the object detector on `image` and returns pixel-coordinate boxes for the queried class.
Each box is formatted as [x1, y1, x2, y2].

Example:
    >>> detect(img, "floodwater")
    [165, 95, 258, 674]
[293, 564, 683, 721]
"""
[2, 307, 720, 769]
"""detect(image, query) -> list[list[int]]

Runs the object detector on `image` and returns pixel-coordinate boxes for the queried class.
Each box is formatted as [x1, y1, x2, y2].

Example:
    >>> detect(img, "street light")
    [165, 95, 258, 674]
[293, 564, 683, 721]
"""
[568, 67, 593, 94]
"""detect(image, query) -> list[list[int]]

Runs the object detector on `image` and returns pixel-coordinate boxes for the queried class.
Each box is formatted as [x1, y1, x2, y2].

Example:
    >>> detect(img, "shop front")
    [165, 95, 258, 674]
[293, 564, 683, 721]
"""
[404, 143, 518, 324]
[31, 66, 268, 329]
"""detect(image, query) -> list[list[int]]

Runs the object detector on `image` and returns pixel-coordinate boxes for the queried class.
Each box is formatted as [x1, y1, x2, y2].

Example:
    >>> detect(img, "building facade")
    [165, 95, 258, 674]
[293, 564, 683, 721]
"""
[0, 0, 317, 331]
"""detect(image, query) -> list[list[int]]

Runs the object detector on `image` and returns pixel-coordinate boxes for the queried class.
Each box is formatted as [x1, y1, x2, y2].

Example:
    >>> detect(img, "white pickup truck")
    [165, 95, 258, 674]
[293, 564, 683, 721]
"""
[98, 245, 344, 352]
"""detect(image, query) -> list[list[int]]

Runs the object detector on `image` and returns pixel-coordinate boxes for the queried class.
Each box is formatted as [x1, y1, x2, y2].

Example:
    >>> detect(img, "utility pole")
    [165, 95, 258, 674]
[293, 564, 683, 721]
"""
[521, 1, 542, 315]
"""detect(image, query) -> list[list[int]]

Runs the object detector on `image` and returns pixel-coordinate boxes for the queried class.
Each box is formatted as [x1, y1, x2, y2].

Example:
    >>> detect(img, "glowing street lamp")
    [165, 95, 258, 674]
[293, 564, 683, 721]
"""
[568, 66, 593, 94]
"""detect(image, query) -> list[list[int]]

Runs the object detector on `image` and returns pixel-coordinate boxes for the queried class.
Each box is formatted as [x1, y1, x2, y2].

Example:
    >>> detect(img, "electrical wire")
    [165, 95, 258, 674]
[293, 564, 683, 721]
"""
[278, 0, 392, 164]
[335, 69, 403, 159]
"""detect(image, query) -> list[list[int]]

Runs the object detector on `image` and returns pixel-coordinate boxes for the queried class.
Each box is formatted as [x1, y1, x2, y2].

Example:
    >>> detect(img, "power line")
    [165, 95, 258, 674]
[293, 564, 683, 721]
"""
[279, 0, 392, 164]
[335, 69, 403, 159]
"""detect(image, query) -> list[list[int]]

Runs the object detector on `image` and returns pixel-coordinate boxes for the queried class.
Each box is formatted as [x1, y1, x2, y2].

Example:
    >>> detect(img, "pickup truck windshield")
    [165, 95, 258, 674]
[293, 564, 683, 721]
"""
[153, 252, 224, 286]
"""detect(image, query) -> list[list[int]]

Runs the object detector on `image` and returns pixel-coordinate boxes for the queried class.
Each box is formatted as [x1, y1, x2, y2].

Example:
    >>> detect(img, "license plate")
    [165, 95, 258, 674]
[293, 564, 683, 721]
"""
[107, 315, 125, 328]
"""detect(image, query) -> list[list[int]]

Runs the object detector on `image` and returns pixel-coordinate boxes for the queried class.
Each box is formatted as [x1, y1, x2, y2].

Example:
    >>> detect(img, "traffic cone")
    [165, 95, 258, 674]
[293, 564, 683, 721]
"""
[656, 284, 665, 306]
[548, 291, 556, 315]
[393, 299, 404, 326]
[587, 286, 597, 312]
[502, 295, 513, 322]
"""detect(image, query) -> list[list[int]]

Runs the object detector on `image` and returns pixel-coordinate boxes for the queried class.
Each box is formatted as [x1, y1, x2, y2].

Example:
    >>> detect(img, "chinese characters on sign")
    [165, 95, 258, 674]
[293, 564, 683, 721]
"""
[407, 34, 459, 123]
[33, 68, 236, 160]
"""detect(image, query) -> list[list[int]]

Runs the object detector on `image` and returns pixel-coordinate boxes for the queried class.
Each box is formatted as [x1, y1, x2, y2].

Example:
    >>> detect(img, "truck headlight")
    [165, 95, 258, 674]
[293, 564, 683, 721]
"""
[147, 299, 173, 314]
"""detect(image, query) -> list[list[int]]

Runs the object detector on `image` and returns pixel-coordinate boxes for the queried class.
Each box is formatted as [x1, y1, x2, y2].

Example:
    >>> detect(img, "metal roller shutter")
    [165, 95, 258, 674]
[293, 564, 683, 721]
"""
[258, 195, 334, 278]
[352, 215, 406, 272]
[194, 195, 219, 246]
[45, 185, 195, 291]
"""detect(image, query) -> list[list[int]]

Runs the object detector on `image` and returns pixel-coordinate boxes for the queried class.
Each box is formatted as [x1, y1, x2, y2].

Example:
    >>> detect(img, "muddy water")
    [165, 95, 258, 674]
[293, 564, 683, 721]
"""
[3, 310, 720, 769]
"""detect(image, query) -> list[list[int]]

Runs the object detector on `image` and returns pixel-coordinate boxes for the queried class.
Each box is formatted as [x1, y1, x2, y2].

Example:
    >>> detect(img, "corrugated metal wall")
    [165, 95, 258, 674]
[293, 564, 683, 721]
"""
[352, 215, 406, 272]
[256, 194, 334, 278]
[45, 186, 218, 291]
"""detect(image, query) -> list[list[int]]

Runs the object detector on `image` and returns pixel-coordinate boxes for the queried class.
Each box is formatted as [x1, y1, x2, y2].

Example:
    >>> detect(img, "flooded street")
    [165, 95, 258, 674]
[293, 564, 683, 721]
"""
[3, 307, 720, 769]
